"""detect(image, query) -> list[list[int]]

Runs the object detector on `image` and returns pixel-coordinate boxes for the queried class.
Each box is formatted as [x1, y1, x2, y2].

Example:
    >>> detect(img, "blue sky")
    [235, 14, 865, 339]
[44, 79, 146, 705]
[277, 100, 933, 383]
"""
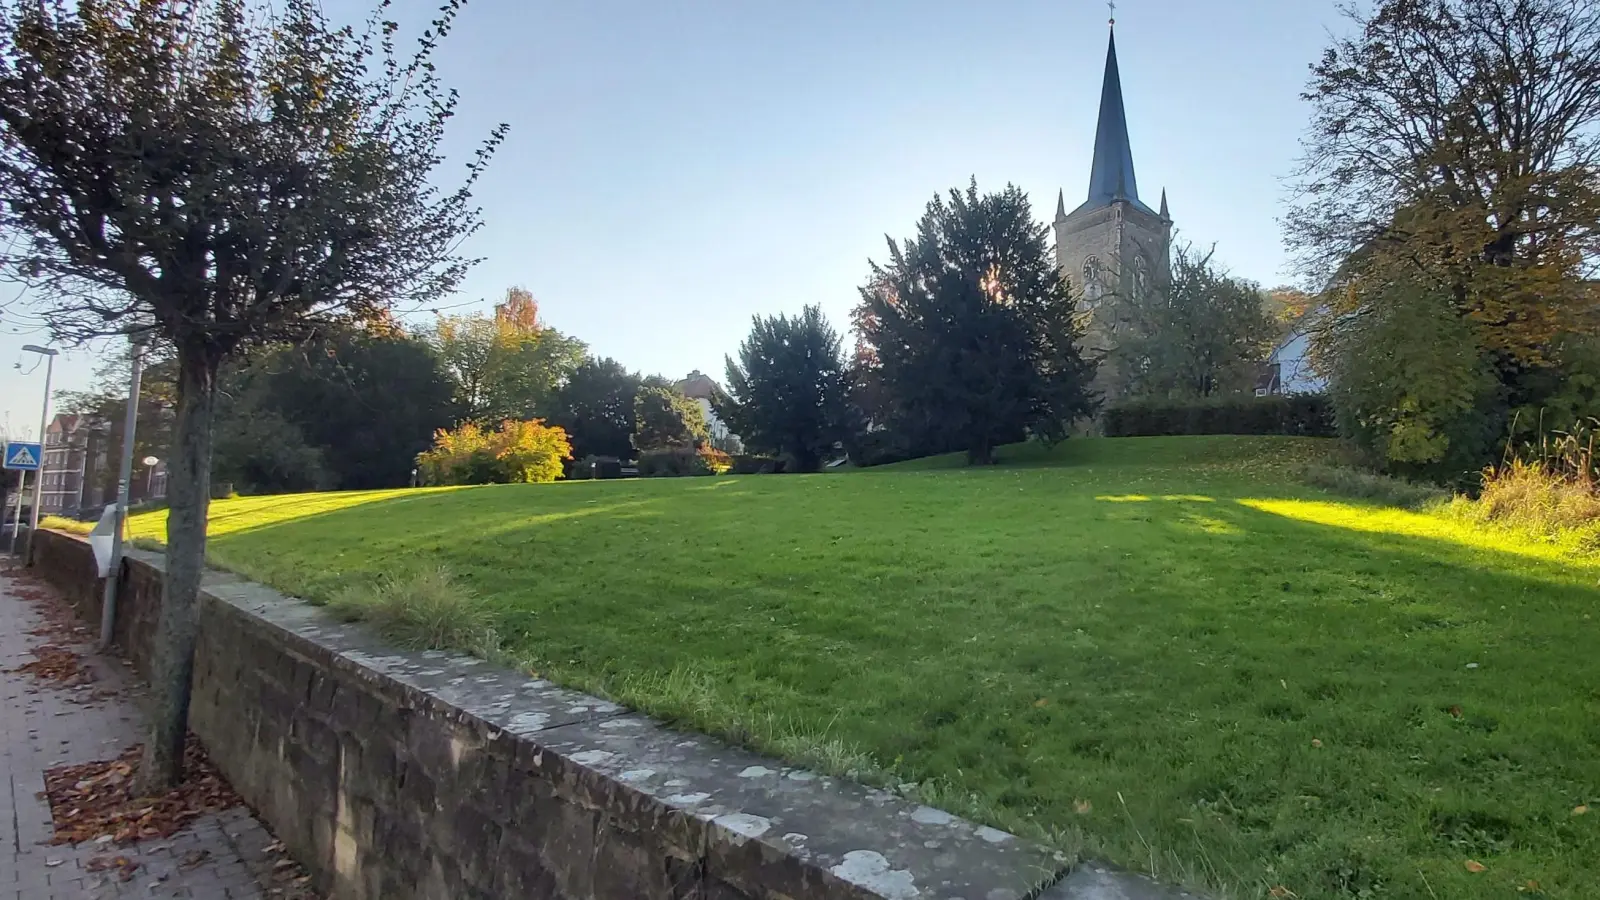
[1, 0, 1345, 440]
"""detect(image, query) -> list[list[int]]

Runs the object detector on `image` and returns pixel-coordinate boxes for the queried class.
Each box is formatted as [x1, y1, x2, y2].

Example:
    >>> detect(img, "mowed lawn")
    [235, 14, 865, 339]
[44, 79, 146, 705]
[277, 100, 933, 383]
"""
[118, 437, 1599, 899]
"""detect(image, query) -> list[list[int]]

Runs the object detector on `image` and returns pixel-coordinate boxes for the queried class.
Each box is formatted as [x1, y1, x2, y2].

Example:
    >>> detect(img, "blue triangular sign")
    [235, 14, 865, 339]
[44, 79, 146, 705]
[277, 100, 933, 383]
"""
[5, 444, 39, 468]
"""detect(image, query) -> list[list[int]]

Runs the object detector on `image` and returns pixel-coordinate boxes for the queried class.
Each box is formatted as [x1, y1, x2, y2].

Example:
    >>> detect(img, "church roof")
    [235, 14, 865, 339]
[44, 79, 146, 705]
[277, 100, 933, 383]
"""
[1073, 28, 1156, 218]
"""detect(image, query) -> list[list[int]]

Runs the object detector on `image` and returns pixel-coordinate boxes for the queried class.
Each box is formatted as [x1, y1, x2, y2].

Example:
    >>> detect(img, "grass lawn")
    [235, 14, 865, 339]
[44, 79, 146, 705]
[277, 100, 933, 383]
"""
[108, 436, 1598, 899]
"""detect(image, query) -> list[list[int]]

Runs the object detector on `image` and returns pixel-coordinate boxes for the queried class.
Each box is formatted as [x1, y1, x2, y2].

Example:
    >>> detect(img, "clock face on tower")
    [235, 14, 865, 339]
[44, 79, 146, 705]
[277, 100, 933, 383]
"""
[1082, 256, 1106, 307]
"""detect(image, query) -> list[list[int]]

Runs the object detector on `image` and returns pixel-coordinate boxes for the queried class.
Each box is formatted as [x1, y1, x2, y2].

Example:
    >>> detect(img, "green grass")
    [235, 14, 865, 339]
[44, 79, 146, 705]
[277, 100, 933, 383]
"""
[107, 436, 1600, 899]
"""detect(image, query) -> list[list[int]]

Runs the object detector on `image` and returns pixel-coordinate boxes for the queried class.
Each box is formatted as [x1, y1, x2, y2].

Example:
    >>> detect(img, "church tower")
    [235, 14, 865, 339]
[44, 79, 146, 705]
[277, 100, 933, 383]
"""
[1054, 22, 1172, 397]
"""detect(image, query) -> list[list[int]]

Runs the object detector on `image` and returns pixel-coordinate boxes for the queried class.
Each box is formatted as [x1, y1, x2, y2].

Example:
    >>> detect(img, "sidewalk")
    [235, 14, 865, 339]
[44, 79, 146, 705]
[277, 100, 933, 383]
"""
[0, 562, 301, 899]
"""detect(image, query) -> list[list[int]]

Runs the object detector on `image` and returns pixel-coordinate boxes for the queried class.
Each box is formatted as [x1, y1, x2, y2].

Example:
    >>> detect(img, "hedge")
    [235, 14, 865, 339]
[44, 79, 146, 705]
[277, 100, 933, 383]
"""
[1102, 394, 1335, 438]
[637, 447, 732, 477]
[729, 455, 787, 475]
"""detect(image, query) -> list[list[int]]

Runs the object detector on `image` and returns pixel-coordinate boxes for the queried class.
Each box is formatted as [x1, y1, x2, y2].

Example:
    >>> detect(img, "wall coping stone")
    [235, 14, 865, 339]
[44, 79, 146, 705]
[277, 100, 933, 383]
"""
[61, 535, 1204, 900]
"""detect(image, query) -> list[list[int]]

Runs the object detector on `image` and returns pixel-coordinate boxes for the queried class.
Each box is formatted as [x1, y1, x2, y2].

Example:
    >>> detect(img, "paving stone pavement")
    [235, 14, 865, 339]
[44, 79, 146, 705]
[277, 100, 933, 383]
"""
[0, 562, 296, 899]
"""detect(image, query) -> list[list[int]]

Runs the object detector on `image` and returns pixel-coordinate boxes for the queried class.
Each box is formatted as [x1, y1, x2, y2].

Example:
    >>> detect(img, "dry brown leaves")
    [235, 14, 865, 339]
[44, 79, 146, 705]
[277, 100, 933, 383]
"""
[9, 642, 95, 687]
[43, 740, 242, 846]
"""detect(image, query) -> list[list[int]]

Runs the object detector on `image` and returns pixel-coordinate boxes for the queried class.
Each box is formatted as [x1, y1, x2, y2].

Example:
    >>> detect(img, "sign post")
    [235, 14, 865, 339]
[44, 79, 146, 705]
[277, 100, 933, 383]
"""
[3, 441, 43, 555]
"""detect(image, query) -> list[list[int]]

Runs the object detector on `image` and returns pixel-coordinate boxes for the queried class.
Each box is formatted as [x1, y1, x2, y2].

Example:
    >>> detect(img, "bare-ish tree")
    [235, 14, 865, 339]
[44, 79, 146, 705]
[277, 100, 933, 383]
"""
[0, 0, 505, 790]
[1287, 0, 1600, 363]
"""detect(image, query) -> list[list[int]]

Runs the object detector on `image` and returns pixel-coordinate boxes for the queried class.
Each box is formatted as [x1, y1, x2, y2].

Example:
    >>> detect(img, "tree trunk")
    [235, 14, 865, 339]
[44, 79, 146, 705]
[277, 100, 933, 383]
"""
[134, 344, 217, 795]
[967, 437, 993, 466]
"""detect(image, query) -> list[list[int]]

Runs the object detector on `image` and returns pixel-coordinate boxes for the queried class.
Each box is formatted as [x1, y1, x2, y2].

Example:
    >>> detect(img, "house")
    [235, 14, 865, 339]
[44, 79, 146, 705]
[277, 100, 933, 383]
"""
[674, 371, 743, 453]
[38, 412, 169, 518]
[39, 414, 109, 517]
[1258, 324, 1328, 396]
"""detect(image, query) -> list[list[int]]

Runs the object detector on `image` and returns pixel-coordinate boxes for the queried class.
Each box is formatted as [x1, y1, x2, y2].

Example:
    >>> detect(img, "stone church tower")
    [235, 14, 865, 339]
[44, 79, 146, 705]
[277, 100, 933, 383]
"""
[1054, 25, 1172, 398]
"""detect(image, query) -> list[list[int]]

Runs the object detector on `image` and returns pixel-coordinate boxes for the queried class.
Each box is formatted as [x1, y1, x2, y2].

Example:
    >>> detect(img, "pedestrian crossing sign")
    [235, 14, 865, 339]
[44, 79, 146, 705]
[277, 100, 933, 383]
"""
[3, 442, 41, 471]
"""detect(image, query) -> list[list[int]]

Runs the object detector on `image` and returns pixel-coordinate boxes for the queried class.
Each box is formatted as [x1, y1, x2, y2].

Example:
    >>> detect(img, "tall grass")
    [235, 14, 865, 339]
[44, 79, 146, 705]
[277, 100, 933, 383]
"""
[327, 566, 501, 658]
[1296, 464, 1448, 509]
[1450, 418, 1600, 550]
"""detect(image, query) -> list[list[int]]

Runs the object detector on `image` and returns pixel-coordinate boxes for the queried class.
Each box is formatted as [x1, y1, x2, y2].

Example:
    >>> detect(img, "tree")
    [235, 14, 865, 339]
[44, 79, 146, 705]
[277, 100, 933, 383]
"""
[427, 289, 586, 423]
[1326, 279, 1502, 482]
[1106, 244, 1278, 399]
[632, 385, 708, 452]
[1288, 0, 1600, 367]
[717, 305, 848, 472]
[0, 0, 503, 789]
[248, 329, 457, 490]
[416, 419, 572, 485]
[854, 181, 1096, 464]
[550, 358, 644, 461]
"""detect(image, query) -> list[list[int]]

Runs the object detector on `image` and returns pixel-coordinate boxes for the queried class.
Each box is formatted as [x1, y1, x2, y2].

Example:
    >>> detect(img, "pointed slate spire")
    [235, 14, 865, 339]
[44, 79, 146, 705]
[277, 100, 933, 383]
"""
[1159, 188, 1169, 219]
[1082, 27, 1154, 215]
[1056, 188, 1067, 220]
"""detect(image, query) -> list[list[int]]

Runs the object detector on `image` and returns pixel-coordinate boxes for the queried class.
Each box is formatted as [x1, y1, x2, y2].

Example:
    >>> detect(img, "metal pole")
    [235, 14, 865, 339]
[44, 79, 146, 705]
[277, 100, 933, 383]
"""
[26, 353, 53, 556]
[98, 343, 144, 650]
[8, 470, 26, 555]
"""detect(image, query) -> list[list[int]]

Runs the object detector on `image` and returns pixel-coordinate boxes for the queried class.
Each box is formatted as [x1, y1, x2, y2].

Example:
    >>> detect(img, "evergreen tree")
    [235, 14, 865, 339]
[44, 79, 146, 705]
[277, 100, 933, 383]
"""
[855, 181, 1096, 464]
[717, 305, 849, 472]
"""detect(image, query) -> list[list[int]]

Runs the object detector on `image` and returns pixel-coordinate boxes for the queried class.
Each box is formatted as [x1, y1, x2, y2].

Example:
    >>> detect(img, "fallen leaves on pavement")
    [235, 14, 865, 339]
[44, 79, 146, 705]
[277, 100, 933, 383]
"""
[43, 740, 242, 846]
[8, 642, 95, 687]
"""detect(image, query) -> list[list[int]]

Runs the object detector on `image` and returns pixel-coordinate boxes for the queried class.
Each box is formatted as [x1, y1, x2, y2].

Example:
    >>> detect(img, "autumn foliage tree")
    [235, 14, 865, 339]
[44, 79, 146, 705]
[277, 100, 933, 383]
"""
[0, 0, 503, 789]
[1290, 0, 1600, 474]
[427, 287, 586, 424]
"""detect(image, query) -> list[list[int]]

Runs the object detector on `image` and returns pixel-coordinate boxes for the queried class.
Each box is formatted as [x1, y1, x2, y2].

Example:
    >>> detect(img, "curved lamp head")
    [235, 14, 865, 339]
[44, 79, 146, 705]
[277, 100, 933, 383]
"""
[21, 345, 58, 357]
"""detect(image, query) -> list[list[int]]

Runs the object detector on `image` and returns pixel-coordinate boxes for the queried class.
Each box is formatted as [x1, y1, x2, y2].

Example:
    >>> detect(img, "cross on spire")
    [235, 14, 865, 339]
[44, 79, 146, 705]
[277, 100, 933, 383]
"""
[1108, 0, 1116, 26]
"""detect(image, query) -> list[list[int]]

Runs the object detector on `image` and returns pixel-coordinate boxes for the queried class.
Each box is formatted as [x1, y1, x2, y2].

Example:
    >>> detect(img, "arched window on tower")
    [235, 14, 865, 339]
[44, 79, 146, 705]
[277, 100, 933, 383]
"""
[1132, 254, 1151, 301]
[1082, 256, 1106, 306]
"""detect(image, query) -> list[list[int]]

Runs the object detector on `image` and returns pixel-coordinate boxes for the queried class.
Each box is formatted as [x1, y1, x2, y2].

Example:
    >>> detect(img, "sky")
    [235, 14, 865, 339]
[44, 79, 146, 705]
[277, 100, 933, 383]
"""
[0, 0, 1348, 441]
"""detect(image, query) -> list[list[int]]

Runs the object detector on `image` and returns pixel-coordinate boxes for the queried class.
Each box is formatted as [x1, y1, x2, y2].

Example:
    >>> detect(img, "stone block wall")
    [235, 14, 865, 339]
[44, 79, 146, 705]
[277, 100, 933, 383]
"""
[29, 529, 1195, 900]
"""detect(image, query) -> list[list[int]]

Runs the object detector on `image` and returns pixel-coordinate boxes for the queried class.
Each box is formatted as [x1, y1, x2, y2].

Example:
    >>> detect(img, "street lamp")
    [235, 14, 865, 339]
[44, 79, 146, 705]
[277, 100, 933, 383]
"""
[20, 344, 57, 554]
[142, 456, 160, 501]
[98, 339, 146, 650]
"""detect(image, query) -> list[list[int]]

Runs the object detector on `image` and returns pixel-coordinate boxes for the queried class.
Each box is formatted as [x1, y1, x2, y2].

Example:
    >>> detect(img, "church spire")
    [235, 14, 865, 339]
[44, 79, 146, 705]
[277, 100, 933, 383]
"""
[1083, 26, 1152, 215]
[1159, 188, 1169, 219]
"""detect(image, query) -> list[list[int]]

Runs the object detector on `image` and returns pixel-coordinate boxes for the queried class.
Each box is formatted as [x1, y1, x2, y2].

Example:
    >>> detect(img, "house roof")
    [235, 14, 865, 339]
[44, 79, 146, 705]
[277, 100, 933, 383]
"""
[674, 370, 726, 402]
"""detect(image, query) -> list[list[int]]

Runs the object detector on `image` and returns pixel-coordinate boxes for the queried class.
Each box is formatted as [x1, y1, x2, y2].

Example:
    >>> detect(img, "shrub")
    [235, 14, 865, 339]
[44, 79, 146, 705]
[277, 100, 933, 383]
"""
[416, 418, 572, 485]
[700, 448, 733, 474]
[1102, 395, 1336, 438]
[845, 428, 923, 468]
[1297, 464, 1448, 509]
[730, 455, 787, 475]
[328, 567, 500, 656]
[637, 447, 713, 477]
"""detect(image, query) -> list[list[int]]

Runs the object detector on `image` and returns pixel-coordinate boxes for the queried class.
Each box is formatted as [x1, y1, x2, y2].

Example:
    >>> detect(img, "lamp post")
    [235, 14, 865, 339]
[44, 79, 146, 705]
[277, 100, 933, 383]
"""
[21, 344, 57, 556]
[143, 456, 160, 502]
[98, 340, 145, 650]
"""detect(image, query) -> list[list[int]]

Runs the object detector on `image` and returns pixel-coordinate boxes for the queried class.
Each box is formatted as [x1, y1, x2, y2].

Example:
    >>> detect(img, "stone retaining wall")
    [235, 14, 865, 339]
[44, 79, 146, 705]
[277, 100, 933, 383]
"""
[30, 529, 1193, 900]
